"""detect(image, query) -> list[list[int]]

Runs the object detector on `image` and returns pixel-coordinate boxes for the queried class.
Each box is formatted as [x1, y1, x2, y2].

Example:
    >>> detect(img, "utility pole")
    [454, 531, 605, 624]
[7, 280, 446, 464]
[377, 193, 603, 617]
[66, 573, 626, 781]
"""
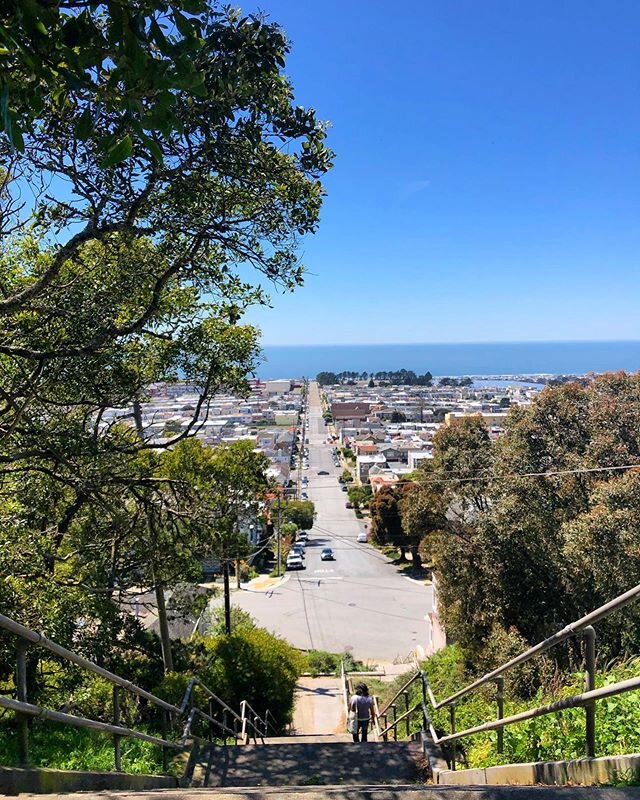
[276, 492, 282, 577]
[223, 561, 231, 635]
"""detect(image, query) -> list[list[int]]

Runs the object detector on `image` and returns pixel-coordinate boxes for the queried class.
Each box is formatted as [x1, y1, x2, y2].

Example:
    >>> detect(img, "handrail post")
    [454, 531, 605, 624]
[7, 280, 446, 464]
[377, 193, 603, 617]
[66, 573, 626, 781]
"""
[584, 625, 596, 758]
[240, 700, 248, 743]
[222, 709, 228, 746]
[449, 704, 456, 771]
[382, 713, 388, 742]
[391, 703, 397, 741]
[208, 699, 214, 743]
[113, 686, 122, 771]
[403, 691, 410, 737]
[16, 641, 29, 767]
[233, 715, 239, 744]
[496, 677, 504, 755]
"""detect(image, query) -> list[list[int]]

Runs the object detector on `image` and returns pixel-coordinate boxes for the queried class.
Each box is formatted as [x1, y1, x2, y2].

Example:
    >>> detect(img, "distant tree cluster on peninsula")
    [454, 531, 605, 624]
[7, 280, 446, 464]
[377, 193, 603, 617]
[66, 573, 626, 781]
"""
[317, 369, 435, 386]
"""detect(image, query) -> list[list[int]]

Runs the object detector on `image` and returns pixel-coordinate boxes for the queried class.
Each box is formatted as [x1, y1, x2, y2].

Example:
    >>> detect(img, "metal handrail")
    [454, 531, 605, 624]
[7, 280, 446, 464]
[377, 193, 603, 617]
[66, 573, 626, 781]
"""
[433, 582, 640, 711]
[1, 611, 276, 773]
[239, 699, 266, 743]
[368, 582, 640, 775]
[377, 701, 421, 739]
[378, 669, 421, 717]
[0, 696, 181, 749]
[401, 582, 640, 771]
[180, 677, 243, 724]
[0, 613, 181, 715]
[263, 708, 279, 735]
[436, 674, 640, 745]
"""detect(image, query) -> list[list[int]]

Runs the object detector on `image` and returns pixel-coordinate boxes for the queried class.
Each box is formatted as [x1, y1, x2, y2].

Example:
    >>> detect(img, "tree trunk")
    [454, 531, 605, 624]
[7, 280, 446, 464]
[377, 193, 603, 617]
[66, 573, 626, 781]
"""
[223, 561, 232, 635]
[154, 581, 174, 673]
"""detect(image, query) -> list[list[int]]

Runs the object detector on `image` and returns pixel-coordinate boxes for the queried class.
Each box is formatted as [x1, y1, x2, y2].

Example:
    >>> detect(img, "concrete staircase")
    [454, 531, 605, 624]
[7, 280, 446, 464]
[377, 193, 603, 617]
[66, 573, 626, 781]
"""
[187, 739, 423, 789]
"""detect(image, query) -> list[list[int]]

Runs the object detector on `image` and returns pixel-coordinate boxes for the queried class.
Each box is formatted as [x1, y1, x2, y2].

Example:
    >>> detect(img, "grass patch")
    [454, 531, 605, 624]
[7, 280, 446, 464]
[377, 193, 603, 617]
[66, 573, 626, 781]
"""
[0, 721, 168, 774]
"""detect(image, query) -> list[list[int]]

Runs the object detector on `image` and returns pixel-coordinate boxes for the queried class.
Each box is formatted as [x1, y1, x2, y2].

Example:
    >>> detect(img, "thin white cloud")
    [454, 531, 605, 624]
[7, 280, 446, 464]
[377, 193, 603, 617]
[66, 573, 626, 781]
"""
[400, 179, 431, 195]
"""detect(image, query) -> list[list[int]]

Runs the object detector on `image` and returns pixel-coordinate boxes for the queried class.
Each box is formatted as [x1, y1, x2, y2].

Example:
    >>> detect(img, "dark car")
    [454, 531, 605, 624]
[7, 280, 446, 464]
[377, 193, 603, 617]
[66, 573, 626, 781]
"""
[321, 548, 334, 561]
[345, 501, 353, 509]
[341, 485, 348, 492]
[317, 470, 329, 475]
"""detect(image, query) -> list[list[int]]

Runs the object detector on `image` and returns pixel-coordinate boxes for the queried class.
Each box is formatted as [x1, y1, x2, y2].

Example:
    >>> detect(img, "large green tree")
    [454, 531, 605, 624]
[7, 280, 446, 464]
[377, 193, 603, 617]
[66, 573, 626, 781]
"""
[0, 0, 331, 480]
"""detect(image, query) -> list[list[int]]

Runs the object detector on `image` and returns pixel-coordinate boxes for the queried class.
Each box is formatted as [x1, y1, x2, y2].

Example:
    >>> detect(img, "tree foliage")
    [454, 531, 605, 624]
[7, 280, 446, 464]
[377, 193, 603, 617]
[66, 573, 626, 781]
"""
[402, 373, 640, 676]
[0, 0, 330, 697]
[282, 499, 315, 531]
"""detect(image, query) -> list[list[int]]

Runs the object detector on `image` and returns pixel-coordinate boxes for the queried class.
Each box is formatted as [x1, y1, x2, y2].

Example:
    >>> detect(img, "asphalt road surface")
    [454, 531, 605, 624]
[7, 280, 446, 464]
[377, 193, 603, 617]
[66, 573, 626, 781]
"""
[220, 381, 432, 663]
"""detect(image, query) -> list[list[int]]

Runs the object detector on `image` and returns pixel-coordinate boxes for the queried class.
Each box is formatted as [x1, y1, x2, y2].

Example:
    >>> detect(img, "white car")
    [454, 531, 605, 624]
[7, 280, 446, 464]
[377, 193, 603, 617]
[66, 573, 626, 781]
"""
[357, 532, 368, 543]
[286, 554, 305, 570]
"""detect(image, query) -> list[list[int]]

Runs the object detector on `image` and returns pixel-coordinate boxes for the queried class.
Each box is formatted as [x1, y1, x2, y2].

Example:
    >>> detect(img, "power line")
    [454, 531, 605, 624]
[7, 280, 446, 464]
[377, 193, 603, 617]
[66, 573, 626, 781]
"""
[415, 462, 640, 486]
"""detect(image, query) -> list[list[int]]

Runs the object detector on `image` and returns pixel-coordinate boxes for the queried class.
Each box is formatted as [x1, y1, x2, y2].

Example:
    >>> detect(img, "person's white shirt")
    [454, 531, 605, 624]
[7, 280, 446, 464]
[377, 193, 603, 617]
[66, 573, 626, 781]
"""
[350, 693, 374, 720]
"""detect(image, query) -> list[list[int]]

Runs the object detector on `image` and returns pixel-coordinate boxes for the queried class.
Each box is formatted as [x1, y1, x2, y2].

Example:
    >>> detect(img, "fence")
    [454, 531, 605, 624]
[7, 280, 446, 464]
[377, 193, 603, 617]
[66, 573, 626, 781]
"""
[0, 612, 275, 773]
[375, 582, 640, 770]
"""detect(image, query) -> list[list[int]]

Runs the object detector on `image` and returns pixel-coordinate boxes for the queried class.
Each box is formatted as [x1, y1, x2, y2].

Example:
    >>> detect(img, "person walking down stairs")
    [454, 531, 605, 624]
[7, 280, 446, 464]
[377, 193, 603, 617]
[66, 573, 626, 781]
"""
[349, 682, 376, 742]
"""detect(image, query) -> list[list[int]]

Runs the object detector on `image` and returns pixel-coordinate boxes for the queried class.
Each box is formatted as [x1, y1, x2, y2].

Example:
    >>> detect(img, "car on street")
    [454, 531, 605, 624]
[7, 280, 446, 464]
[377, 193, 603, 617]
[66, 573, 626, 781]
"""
[345, 501, 353, 509]
[357, 531, 368, 543]
[291, 544, 305, 558]
[341, 485, 348, 492]
[286, 554, 305, 570]
[317, 470, 329, 475]
[320, 548, 334, 561]
[301, 492, 309, 499]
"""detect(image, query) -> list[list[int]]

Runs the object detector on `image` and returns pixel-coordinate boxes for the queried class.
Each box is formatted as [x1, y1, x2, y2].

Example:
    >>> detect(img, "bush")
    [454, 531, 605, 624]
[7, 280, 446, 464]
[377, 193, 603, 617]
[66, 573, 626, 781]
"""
[187, 627, 304, 731]
[304, 650, 372, 676]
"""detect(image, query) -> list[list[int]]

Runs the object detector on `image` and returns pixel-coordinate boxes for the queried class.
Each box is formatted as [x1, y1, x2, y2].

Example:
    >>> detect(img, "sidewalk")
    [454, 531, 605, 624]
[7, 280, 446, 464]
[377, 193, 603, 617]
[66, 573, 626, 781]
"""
[242, 574, 289, 593]
[292, 675, 347, 736]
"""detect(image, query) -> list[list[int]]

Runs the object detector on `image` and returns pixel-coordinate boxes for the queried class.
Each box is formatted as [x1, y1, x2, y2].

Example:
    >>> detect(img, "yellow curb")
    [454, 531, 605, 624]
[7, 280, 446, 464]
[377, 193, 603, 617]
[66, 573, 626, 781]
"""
[245, 575, 288, 592]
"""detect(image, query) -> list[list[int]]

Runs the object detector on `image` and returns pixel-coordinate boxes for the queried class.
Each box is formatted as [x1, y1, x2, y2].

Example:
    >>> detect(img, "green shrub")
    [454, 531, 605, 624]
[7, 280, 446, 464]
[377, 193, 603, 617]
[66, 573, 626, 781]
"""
[188, 627, 304, 730]
[377, 647, 640, 769]
[304, 649, 372, 676]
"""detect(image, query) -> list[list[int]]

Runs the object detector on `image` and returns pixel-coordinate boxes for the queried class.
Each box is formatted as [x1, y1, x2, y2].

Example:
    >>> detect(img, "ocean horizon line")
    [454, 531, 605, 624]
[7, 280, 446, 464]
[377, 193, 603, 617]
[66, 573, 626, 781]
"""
[255, 340, 640, 380]
[259, 338, 640, 349]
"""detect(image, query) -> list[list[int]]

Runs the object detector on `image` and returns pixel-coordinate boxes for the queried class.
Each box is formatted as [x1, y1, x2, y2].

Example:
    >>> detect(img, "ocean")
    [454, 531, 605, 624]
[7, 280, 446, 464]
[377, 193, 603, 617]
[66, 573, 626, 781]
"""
[255, 341, 640, 380]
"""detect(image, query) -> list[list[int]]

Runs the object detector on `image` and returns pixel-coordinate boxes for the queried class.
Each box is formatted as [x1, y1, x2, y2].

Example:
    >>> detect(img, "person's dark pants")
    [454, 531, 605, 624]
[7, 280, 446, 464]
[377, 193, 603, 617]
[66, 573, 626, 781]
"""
[352, 719, 369, 742]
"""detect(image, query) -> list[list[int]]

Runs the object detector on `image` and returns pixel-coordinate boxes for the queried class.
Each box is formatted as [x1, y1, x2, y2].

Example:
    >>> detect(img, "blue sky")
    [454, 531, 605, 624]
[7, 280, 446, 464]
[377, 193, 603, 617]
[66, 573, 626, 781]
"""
[243, 0, 640, 346]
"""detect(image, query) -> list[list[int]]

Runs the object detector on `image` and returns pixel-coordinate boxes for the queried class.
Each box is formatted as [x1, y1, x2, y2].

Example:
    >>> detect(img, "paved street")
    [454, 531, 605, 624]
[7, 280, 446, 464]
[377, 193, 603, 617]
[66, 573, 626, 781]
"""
[218, 381, 432, 663]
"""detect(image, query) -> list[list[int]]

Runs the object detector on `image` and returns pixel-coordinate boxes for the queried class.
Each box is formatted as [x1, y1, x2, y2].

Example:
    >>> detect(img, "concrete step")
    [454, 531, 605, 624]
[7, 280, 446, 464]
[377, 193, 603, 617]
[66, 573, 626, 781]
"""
[262, 734, 354, 745]
[9, 786, 640, 800]
[190, 741, 422, 788]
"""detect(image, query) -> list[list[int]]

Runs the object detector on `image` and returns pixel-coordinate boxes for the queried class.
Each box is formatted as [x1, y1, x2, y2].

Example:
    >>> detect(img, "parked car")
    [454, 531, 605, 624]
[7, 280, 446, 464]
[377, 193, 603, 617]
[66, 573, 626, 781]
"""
[286, 554, 305, 570]
[341, 485, 348, 492]
[345, 501, 353, 509]
[291, 544, 305, 558]
[318, 470, 329, 475]
[321, 548, 334, 561]
[357, 531, 368, 543]
[301, 492, 309, 499]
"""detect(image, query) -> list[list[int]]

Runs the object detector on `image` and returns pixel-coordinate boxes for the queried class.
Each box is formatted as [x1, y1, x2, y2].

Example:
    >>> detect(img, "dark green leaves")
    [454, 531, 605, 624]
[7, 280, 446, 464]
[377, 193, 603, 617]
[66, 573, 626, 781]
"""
[100, 135, 133, 167]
